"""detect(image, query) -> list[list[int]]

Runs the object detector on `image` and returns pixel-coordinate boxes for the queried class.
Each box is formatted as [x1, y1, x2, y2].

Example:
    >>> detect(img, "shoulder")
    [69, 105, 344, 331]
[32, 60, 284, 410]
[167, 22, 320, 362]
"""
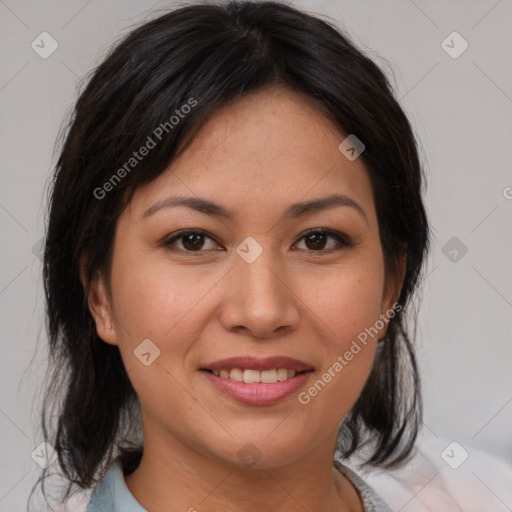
[333, 459, 392, 512]
[86, 461, 147, 512]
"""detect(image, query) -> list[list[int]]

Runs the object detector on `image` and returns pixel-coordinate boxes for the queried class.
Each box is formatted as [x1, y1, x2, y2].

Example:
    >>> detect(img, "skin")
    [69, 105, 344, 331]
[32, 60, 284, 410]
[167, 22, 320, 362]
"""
[86, 85, 405, 512]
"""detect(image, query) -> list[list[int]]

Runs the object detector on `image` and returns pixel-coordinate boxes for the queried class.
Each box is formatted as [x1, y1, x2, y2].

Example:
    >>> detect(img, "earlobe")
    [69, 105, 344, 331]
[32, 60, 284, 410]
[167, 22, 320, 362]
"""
[82, 265, 118, 346]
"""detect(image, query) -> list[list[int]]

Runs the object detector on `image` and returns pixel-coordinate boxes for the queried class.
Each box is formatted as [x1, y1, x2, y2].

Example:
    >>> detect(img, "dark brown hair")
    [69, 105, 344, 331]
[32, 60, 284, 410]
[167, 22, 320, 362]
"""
[36, 1, 429, 507]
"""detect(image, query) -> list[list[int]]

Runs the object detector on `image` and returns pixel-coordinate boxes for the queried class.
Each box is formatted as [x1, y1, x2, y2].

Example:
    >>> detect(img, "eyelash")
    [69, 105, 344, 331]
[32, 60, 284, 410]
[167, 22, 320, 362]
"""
[162, 228, 351, 254]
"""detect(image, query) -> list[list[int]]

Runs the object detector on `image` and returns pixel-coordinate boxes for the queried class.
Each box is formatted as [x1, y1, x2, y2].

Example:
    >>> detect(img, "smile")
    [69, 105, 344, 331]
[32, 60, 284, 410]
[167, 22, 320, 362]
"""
[210, 368, 299, 383]
[201, 369, 313, 405]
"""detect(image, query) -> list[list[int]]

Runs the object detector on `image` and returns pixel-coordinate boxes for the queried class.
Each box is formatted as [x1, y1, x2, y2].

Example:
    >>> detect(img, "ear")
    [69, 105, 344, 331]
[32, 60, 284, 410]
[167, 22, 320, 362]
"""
[380, 252, 407, 336]
[80, 258, 118, 346]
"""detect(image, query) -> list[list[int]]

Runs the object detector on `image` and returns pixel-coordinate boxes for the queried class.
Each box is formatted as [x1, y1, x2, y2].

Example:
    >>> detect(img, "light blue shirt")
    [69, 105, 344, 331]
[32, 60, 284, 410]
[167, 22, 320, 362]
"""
[86, 458, 392, 511]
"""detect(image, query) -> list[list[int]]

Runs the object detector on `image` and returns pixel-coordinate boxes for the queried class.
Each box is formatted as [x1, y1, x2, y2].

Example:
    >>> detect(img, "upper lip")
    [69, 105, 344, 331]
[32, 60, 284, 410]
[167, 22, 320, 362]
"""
[201, 356, 314, 373]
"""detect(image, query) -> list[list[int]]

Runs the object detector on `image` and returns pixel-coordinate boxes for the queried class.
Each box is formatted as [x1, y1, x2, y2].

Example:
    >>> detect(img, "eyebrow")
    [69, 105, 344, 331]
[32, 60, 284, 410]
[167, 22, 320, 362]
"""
[141, 193, 368, 224]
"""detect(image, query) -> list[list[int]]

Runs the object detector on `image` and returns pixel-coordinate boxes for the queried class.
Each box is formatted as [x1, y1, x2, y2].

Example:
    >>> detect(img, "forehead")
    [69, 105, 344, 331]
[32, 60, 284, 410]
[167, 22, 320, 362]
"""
[127, 86, 376, 225]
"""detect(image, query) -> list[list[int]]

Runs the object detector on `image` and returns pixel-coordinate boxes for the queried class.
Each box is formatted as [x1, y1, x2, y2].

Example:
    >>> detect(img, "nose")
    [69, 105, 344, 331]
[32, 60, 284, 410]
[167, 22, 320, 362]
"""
[218, 247, 301, 339]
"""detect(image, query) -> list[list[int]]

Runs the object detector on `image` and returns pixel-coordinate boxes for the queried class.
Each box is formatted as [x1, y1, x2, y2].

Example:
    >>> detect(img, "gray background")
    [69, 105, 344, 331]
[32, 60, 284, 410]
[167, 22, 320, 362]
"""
[1, 0, 511, 510]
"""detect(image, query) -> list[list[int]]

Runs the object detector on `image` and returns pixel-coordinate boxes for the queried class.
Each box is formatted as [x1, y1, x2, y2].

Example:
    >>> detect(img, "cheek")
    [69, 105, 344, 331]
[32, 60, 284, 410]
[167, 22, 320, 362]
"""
[294, 259, 385, 410]
[108, 252, 230, 409]
[303, 258, 385, 348]
[110, 252, 217, 344]
[108, 256, 214, 423]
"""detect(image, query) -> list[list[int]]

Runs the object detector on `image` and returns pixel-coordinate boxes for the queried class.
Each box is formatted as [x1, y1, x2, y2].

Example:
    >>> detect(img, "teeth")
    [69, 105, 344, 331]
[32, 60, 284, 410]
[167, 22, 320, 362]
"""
[244, 369, 260, 383]
[260, 369, 277, 383]
[230, 368, 244, 381]
[212, 368, 298, 383]
[277, 368, 288, 381]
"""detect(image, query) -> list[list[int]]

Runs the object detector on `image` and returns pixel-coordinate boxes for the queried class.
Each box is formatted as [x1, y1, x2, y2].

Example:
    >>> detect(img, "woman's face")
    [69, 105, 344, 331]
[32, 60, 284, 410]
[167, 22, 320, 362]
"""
[88, 86, 403, 469]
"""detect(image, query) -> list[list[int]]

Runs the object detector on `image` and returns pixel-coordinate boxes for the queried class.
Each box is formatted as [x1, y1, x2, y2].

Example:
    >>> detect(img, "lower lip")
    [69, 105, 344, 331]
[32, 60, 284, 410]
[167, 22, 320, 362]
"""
[201, 370, 313, 405]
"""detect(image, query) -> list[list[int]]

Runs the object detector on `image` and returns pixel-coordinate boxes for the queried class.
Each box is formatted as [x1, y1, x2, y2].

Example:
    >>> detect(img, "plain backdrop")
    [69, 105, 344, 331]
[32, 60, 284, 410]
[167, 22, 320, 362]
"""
[0, 0, 511, 510]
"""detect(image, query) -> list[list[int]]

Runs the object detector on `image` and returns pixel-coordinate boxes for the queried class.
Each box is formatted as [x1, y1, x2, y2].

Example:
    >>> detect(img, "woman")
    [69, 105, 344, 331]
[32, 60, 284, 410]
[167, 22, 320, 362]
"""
[38, 2, 430, 511]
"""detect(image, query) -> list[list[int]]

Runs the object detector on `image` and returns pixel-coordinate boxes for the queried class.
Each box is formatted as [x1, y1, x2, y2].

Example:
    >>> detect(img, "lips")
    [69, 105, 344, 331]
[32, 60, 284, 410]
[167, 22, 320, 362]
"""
[201, 356, 314, 373]
[200, 356, 315, 404]
[201, 367, 313, 405]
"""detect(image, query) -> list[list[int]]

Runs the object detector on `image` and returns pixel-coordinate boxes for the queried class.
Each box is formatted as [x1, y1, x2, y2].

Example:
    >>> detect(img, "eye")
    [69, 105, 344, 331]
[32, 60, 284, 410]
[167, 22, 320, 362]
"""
[293, 229, 350, 252]
[162, 230, 221, 252]
[162, 228, 351, 254]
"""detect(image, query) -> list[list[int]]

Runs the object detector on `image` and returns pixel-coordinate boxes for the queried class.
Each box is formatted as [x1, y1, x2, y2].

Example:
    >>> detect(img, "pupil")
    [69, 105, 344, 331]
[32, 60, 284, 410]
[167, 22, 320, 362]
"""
[183, 233, 203, 250]
[306, 233, 326, 250]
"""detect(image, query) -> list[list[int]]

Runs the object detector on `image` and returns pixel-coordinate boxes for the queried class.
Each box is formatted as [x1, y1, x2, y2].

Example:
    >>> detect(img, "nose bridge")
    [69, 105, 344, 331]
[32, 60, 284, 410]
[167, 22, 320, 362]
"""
[235, 238, 284, 305]
[219, 237, 299, 336]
